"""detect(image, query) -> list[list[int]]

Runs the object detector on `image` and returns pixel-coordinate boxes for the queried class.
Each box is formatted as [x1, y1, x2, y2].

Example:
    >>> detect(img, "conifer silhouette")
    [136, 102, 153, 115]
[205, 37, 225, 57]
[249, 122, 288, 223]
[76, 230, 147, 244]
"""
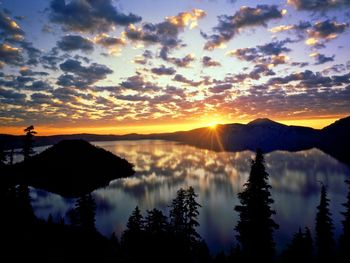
[340, 180, 350, 262]
[315, 183, 334, 262]
[69, 193, 96, 230]
[234, 149, 278, 261]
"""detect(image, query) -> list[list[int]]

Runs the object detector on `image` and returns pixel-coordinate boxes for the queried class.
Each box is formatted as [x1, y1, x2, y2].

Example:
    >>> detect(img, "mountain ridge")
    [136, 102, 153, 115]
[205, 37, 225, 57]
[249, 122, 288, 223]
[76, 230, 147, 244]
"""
[1, 116, 349, 164]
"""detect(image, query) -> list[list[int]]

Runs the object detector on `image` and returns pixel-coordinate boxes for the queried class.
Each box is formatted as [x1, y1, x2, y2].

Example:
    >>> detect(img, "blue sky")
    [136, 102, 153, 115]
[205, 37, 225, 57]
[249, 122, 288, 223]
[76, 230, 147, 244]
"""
[1, 0, 350, 134]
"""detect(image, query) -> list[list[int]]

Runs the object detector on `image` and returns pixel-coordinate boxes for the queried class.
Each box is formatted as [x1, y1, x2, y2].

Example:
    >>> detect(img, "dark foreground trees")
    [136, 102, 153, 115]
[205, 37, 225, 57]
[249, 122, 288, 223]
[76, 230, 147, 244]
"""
[340, 180, 350, 262]
[281, 227, 313, 263]
[69, 193, 97, 230]
[315, 184, 334, 262]
[234, 149, 279, 261]
[121, 187, 210, 263]
[2, 142, 350, 263]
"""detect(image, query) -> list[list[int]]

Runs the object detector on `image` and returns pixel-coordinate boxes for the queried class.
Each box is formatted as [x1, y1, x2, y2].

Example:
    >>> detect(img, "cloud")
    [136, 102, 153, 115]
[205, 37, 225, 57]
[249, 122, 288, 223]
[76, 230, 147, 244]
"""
[124, 9, 206, 60]
[151, 65, 176, 75]
[306, 20, 348, 46]
[173, 74, 202, 86]
[310, 52, 335, 65]
[25, 80, 53, 91]
[49, 0, 142, 33]
[0, 87, 26, 105]
[167, 54, 195, 67]
[287, 0, 350, 11]
[0, 87, 26, 100]
[0, 43, 22, 66]
[202, 56, 221, 67]
[248, 64, 276, 80]
[93, 33, 126, 55]
[166, 9, 206, 29]
[209, 83, 232, 93]
[269, 21, 311, 34]
[227, 39, 291, 66]
[58, 59, 113, 87]
[57, 35, 94, 52]
[19, 68, 49, 77]
[133, 50, 153, 65]
[0, 10, 24, 41]
[120, 75, 161, 92]
[268, 70, 350, 88]
[40, 47, 66, 70]
[203, 5, 286, 50]
[30, 93, 53, 104]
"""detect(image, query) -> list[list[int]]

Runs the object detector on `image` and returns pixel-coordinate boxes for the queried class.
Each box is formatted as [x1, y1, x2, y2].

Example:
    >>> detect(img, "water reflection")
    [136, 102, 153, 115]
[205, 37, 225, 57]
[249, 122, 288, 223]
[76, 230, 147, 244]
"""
[31, 140, 350, 253]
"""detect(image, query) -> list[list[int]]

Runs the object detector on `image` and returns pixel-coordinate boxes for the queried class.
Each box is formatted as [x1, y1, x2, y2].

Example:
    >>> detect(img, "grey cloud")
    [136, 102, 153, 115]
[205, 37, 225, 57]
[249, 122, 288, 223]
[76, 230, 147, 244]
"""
[0, 10, 24, 40]
[58, 59, 113, 87]
[49, 0, 142, 33]
[0, 43, 23, 66]
[57, 35, 94, 52]
[173, 74, 202, 86]
[120, 75, 161, 92]
[202, 56, 221, 67]
[313, 53, 335, 65]
[287, 0, 350, 11]
[203, 5, 285, 50]
[168, 54, 195, 68]
[26, 81, 53, 91]
[209, 83, 232, 93]
[151, 65, 176, 75]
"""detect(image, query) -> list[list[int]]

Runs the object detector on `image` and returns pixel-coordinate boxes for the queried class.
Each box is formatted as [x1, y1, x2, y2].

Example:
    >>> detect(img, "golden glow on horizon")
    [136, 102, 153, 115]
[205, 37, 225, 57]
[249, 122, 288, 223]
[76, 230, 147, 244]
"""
[208, 123, 218, 129]
[0, 117, 344, 136]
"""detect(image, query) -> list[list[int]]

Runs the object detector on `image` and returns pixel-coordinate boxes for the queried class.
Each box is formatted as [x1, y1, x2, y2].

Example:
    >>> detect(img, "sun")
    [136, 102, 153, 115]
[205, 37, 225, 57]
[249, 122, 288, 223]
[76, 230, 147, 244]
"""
[208, 122, 218, 129]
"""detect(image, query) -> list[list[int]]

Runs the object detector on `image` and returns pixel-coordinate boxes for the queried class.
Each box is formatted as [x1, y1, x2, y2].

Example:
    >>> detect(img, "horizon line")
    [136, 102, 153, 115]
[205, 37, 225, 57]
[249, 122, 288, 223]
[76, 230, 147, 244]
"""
[1, 116, 348, 137]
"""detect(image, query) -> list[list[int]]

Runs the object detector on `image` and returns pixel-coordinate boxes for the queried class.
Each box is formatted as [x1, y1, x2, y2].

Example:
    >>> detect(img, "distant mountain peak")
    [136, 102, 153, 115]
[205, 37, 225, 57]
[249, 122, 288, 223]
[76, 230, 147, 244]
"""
[248, 118, 284, 127]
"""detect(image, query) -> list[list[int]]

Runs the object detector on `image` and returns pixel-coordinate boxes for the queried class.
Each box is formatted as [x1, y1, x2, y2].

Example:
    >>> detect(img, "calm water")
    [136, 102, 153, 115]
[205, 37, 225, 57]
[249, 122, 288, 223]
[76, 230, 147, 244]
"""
[30, 140, 350, 253]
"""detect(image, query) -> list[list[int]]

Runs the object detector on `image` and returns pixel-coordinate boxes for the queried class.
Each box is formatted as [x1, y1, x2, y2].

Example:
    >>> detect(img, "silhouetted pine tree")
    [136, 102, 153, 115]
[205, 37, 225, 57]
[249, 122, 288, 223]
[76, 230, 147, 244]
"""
[315, 184, 334, 262]
[0, 144, 6, 165]
[185, 186, 201, 244]
[23, 125, 36, 160]
[145, 208, 168, 235]
[303, 227, 313, 261]
[234, 149, 279, 261]
[70, 193, 96, 230]
[17, 183, 34, 221]
[144, 208, 170, 262]
[9, 148, 14, 165]
[340, 180, 350, 261]
[121, 206, 145, 262]
[170, 188, 187, 234]
[281, 227, 313, 263]
[17, 125, 36, 222]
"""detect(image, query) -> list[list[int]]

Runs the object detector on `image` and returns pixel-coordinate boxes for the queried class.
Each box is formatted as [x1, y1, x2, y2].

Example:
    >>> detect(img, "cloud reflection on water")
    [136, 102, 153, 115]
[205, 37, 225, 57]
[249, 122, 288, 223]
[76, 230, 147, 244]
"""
[31, 140, 350, 253]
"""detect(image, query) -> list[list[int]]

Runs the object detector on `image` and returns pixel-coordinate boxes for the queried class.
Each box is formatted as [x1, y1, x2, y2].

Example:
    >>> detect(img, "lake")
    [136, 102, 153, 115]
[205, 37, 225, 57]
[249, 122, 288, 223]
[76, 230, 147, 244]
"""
[29, 140, 350, 253]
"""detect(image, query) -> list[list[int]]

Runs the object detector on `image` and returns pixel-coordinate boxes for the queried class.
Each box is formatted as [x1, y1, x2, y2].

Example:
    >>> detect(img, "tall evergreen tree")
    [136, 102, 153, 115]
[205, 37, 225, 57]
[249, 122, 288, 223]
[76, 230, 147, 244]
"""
[315, 184, 334, 262]
[121, 206, 145, 262]
[170, 188, 187, 234]
[340, 180, 350, 261]
[70, 193, 96, 230]
[9, 148, 14, 165]
[126, 206, 144, 233]
[17, 125, 37, 222]
[185, 186, 201, 244]
[303, 227, 313, 261]
[23, 125, 36, 160]
[281, 227, 313, 263]
[17, 184, 34, 221]
[0, 144, 6, 165]
[75, 193, 96, 230]
[234, 149, 279, 261]
[145, 208, 168, 235]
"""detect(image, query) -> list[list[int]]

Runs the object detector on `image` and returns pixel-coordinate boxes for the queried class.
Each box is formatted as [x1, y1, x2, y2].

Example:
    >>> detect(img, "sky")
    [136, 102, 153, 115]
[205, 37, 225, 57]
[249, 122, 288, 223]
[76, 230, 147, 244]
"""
[0, 0, 349, 135]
